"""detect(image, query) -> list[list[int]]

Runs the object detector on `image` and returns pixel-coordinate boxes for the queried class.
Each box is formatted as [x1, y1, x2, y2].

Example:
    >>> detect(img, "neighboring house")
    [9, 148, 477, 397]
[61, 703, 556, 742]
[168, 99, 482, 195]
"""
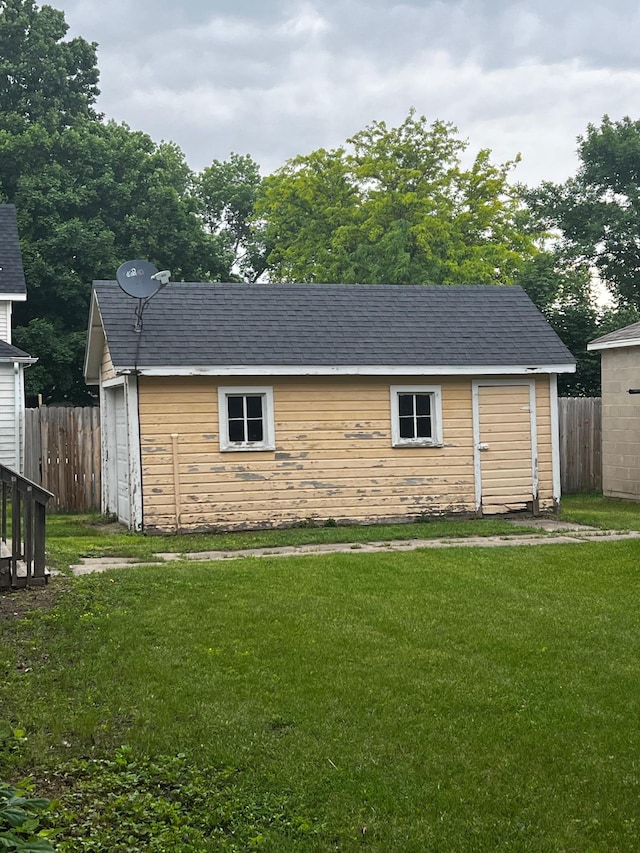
[0, 205, 36, 473]
[588, 322, 640, 500]
[84, 282, 576, 533]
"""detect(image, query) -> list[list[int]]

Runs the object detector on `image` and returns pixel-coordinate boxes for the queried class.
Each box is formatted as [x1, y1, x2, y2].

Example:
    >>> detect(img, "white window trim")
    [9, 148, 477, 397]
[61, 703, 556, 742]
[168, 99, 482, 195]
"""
[218, 385, 275, 452]
[390, 385, 443, 447]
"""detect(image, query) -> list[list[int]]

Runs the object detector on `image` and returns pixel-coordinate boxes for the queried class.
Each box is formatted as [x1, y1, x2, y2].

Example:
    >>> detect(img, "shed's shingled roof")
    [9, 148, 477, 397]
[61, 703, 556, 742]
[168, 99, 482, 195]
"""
[588, 321, 640, 350]
[93, 282, 575, 370]
[0, 205, 26, 296]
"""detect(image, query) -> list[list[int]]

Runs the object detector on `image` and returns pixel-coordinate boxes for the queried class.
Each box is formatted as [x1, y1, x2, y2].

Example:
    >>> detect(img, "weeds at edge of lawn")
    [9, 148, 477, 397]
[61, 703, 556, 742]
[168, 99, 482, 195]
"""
[45, 512, 538, 572]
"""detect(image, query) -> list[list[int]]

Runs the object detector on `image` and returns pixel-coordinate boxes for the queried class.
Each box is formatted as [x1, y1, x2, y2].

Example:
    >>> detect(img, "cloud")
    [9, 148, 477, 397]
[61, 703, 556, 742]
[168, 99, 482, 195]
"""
[60, 0, 640, 185]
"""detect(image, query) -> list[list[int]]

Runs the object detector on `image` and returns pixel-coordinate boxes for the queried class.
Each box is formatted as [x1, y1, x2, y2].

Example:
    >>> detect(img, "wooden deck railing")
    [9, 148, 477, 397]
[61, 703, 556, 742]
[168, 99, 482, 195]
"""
[0, 464, 54, 589]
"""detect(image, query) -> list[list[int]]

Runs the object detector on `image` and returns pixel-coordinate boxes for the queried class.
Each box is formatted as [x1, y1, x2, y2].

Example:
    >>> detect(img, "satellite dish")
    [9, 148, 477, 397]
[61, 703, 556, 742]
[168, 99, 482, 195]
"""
[116, 259, 161, 299]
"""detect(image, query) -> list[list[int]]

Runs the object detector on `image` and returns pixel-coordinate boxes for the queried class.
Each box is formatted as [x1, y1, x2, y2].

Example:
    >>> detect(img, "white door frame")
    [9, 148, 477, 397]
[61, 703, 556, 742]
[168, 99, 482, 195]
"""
[100, 375, 143, 530]
[472, 378, 538, 514]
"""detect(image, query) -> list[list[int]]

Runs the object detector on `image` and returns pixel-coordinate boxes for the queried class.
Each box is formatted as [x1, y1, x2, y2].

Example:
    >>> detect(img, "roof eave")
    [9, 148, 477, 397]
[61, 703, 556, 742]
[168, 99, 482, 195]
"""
[110, 362, 577, 378]
[587, 337, 640, 352]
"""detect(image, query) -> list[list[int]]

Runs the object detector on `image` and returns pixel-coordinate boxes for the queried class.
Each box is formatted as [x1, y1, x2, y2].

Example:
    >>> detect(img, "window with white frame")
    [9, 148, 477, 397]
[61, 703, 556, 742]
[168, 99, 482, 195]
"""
[218, 386, 275, 451]
[390, 385, 443, 447]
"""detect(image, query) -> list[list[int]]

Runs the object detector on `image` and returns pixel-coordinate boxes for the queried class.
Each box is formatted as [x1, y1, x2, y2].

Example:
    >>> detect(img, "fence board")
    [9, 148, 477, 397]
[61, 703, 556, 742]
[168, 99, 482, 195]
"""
[24, 407, 101, 512]
[559, 397, 602, 494]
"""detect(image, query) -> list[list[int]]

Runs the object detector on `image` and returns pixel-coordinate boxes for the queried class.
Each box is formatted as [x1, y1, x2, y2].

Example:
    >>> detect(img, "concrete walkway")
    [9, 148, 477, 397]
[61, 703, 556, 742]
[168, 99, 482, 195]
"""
[69, 517, 640, 576]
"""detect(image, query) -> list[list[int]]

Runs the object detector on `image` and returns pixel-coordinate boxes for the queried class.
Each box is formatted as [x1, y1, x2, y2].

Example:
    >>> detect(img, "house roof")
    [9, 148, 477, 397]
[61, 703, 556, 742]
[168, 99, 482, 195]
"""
[0, 205, 27, 299]
[0, 340, 35, 363]
[587, 321, 640, 352]
[85, 282, 576, 382]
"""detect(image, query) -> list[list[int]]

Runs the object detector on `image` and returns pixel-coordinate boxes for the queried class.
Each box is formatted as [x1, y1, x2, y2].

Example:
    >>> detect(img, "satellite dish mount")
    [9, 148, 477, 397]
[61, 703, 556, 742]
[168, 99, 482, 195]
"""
[116, 260, 171, 332]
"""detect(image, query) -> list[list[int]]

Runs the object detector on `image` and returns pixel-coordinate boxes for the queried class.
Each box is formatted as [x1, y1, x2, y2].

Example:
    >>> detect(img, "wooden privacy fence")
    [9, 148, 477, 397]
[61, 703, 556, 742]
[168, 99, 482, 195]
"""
[24, 407, 101, 513]
[558, 397, 602, 494]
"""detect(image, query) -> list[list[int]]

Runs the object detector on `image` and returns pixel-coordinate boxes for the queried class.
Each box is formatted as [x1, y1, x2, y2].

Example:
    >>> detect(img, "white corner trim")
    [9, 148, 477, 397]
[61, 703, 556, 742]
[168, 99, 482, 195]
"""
[389, 384, 443, 447]
[217, 385, 276, 452]
[13, 363, 20, 473]
[529, 380, 539, 501]
[587, 337, 640, 352]
[550, 375, 561, 503]
[126, 363, 577, 378]
[472, 383, 482, 512]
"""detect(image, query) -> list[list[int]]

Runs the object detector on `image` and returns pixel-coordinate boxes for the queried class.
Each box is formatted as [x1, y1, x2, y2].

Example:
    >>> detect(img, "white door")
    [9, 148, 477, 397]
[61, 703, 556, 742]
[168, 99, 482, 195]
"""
[474, 382, 537, 514]
[112, 385, 130, 525]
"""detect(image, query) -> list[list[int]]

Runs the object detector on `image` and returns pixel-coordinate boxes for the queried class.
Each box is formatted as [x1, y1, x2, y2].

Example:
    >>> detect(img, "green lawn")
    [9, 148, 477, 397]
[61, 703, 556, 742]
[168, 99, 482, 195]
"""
[561, 493, 640, 530]
[45, 512, 538, 572]
[2, 538, 640, 851]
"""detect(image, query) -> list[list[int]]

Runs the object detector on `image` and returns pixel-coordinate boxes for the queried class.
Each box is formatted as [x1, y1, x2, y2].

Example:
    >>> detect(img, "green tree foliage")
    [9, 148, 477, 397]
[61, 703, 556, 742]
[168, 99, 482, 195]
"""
[0, 0, 99, 131]
[0, 1, 232, 402]
[514, 251, 602, 395]
[528, 115, 640, 311]
[256, 110, 537, 285]
[197, 152, 269, 282]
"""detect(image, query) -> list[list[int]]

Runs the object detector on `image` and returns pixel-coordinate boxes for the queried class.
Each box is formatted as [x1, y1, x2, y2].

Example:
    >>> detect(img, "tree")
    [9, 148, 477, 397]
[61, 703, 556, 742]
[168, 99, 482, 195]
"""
[0, 0, 99, 131]
[255, 110, 538, 285]
[197, 152, 269, 282]
[527, 115, 640, 311]
[514, 250, 602, 395]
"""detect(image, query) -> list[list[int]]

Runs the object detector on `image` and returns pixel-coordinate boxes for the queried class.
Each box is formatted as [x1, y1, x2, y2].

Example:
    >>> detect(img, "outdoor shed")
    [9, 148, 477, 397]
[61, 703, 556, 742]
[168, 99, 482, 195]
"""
[84, 283, 575, 533]
[588, 321, 640, 500]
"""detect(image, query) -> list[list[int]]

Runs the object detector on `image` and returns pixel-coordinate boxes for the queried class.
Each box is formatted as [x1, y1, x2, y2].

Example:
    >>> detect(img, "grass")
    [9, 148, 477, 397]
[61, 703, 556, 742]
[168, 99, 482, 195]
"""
[561, 493, 640, 530]
[45, 512, 537, 572]
[2, 539, 640, 850]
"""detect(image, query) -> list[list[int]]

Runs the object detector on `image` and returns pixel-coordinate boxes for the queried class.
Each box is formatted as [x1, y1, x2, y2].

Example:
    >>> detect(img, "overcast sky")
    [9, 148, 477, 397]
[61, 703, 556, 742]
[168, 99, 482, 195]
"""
[61, 0, 640, 186]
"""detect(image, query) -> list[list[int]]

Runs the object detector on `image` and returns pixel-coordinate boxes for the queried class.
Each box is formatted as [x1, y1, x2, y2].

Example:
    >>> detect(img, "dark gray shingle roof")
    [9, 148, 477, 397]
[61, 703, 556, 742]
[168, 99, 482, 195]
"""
[0, 205, 26, 296]
[589, 321, 640, 349]
[0, 340, 32, 361]
[93, 282, 575, 370]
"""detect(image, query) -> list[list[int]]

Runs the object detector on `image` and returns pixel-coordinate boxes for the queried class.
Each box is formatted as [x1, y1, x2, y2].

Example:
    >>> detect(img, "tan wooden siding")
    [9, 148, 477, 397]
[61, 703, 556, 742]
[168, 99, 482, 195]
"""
[100, 342, 115, 382]
[138, 375, 477, 532]
[137, 374, 557, 532]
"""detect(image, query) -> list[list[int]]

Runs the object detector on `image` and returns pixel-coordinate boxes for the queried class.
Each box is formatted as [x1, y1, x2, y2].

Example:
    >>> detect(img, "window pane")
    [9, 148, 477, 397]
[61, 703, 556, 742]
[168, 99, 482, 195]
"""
[227, 396, 244, 419]
[415, 394, 431, 416]
[246, 395, 263, 419]
[247, 419, 264, 442]
[399, 416, 415, 439]
[416, 416, 432, 438]
[398, 394, 414, 416]
[228, 419, 245, 442]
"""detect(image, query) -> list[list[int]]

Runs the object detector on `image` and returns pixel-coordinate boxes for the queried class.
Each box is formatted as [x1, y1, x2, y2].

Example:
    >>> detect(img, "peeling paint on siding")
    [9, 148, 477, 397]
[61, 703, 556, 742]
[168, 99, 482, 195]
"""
[344, 432, 387, 440]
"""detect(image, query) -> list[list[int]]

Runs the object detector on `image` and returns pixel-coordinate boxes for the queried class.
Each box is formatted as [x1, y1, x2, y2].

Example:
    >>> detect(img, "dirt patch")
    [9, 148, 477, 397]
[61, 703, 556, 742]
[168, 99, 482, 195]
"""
[0, 580, 69, 622]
